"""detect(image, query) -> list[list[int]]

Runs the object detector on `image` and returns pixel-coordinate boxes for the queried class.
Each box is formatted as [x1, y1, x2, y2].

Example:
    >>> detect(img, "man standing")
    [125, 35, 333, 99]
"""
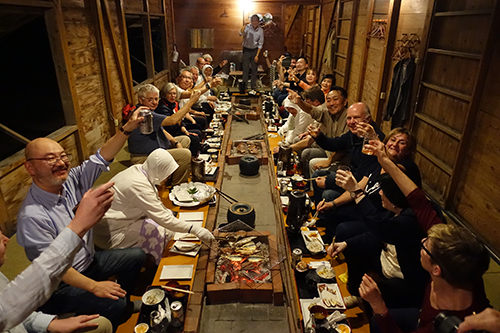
[17, 111, 147, 330]
[240, 14, 264, 90]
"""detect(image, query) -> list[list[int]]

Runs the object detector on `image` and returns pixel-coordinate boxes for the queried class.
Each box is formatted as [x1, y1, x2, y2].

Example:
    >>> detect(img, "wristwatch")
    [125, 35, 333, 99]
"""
[173, 141, 180, 146]
[120, 127, 132, 136]
[350, 188, 364, 199]
[205, 83, 211, 90]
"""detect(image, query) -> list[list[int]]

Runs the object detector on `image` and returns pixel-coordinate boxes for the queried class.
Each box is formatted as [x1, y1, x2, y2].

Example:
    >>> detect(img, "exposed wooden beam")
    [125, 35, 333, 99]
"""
[87, 0, 117, 135]
[101, 0, 133, 103]
[0, 0, 53, 8]
[284, 5, 300, 39]
[0, 123, 30, 145]
[374, 0, 402, 123]
[45, 1, 89, 160]
[355, 0, 375, 102]
[142, 1, 155, 80]
[115, 0, 135, 96]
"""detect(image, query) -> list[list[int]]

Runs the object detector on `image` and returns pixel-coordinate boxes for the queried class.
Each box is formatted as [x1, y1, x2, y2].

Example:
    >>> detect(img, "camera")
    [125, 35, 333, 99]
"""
[434, 313, 488, 333]
[282, 57, 292, 69]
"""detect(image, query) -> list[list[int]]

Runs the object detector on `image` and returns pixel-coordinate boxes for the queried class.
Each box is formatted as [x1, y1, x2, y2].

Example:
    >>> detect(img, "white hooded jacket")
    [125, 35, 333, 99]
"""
[278, 97, 313, 144]
[94, 149, 193, 249]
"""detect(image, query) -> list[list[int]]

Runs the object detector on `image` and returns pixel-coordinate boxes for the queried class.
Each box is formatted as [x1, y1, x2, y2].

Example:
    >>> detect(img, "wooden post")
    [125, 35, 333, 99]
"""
[45, 0, 89, 160]
[115, 0, 135, 97]
[101, 0, 133, 103]
[87, 0, 117, 135]
[374, 0, 402, 123]
[143, 0, 156, 81]
[355, 0, 375, 102]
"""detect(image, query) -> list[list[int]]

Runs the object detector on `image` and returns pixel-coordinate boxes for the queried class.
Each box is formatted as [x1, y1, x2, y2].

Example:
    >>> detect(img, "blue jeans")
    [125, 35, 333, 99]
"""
[38, 247, 146, 330]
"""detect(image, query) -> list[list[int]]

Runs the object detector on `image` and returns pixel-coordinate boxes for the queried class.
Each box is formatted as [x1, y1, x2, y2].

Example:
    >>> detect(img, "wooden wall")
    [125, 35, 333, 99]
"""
[453, 36, 500, 251]
[345, 0, 429, 121]
[0, 0, 174, 236]
[173, 0, 286, 72]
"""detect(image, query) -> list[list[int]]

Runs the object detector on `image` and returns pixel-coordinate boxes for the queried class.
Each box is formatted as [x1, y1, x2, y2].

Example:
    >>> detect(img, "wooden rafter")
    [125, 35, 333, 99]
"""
[101, 0, 133, 103]
[0, 123, 30, 145]
[284, 5, 300, 39]
[87, 0, 117, 134]
[115, 0, 135, 96]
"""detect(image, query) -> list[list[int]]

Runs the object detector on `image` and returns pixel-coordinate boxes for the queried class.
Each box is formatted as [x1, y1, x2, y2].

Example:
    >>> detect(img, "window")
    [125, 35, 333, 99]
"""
[0, 16, 65, 161]
[126, 15, 147, 85]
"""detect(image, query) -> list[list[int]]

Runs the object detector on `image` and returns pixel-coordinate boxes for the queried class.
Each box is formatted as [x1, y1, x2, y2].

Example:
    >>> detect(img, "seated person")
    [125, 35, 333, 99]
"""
[272, 55, 296, 105]
[287, 86, 349, 179]
[156, 82, 202, 157]
[320, 74, 335, 97]
[94, 149, 214, 263]
[308, 102, 385, 207]
[175, 68, 221, 129]
[360, 223, 490, 333]
[189, 66, 217, 121]
[317, 127, 421, 239]
[202, 53, 228, 75]
[1, 182, 115, 333]
[17, 112, 146, 330]
[274, 57, 307, 105]
[365, 139, 445, 231]
[328, 173, 429, 308]
[128, 84, 201, 185]
[275, 97, 313, 147]
[292, 68, 319, 91]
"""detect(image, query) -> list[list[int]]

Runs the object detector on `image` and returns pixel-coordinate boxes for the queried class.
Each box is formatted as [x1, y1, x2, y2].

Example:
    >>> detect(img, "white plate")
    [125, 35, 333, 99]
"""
[317, 283, 345, 310]
[169, 182, 216, 207]
[301, 230, 325, 254]
[160, 265, 194, 280]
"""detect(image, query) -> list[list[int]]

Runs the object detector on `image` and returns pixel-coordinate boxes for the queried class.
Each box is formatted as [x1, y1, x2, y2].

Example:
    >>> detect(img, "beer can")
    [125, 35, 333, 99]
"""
[170, 301, 184, 328]
[139, 110, 154, 135]
[292, 248, 303, 267]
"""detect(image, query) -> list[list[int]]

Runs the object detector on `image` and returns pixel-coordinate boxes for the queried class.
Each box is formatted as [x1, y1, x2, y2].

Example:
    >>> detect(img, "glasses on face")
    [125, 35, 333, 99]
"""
[180, 75, 192, 80]
[144, 97, 159, 103]
[421, 237, 438, 262]
[27, 153, 72, 166]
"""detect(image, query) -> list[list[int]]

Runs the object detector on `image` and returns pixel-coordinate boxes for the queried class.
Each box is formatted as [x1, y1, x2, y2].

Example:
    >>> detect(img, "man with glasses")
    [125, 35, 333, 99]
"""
[17, 110, 146, 330]
[128, 84, 200, 184]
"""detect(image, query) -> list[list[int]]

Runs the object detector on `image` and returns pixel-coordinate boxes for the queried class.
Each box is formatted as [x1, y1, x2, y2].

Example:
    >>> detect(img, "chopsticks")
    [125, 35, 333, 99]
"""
[161, 285, 195, 295]
[215, 188, 238, 204]
[312, 199, 324, 221]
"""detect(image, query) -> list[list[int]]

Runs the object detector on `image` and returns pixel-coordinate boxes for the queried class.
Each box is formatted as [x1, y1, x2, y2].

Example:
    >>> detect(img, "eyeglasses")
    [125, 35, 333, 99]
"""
[144, 97, 159, 102]
[180, 75, 192, 79]
[420, 238, 438, 263]
[27, 154, 72, 166]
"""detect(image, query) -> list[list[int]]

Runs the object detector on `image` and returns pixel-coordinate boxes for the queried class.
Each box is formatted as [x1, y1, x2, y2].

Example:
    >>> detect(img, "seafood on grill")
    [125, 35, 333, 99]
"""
[237, 143, 247, 154]
[233, 236, 257, 247]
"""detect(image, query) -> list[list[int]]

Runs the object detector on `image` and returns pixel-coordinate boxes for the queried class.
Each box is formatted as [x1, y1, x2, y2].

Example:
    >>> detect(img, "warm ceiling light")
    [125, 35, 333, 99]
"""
[239, 0, 253, 13]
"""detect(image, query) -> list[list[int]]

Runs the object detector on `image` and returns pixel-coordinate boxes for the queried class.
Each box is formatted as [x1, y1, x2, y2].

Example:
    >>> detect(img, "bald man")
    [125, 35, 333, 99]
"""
[17, 111, 147, 330]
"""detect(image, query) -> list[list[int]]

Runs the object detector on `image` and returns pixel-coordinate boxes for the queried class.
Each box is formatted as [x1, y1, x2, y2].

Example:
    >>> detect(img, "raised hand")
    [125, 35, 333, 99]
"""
[68, 182, 114, 238]
[335, 170, 358, 192]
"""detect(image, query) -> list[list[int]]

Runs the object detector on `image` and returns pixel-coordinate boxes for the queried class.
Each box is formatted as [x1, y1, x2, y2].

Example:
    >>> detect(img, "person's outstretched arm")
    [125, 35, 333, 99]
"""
[0, 182, 115, 331]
